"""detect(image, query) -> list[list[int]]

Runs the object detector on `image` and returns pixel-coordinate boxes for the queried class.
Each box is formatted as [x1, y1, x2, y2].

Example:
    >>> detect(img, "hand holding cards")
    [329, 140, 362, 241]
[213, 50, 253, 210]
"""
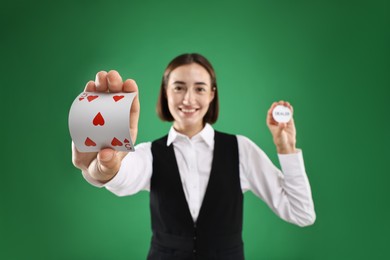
[69, 92, 137, 152]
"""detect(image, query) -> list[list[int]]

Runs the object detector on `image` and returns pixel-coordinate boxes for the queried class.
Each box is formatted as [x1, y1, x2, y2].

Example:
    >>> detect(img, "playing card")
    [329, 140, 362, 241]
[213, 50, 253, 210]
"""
[68, 92, 137, 152]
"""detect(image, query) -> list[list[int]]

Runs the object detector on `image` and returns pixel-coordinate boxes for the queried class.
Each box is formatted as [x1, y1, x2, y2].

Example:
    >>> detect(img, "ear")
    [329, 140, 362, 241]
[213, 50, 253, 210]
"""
[209, 87, 216, 101]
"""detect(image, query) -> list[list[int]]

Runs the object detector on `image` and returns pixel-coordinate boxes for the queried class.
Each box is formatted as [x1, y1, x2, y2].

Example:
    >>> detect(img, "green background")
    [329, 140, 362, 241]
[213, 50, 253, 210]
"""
[1, 0, 389, 259]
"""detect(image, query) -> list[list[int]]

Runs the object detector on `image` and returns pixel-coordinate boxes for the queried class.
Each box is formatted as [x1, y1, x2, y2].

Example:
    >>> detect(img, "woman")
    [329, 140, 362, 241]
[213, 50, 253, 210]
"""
[72, 53, 316, 259]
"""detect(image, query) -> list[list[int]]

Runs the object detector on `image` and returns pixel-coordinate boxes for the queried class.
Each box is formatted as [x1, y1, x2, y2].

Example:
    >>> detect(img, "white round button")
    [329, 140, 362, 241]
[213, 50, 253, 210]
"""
[272, 105, 292, 123]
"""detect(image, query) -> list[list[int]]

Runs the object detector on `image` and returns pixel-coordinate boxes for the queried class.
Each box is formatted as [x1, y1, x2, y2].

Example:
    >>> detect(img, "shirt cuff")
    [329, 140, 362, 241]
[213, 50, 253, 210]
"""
[277, 149, 306, 176]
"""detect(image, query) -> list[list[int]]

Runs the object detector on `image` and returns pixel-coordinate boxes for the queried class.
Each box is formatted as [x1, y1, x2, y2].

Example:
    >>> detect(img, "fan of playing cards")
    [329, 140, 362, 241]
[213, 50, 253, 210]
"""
[68, 92, 137, 152]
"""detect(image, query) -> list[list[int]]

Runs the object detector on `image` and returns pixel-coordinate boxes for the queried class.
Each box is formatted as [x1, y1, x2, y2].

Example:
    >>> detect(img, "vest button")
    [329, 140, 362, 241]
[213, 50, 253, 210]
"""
[193, 249, 197, 253]
[193, 236, 197, 240]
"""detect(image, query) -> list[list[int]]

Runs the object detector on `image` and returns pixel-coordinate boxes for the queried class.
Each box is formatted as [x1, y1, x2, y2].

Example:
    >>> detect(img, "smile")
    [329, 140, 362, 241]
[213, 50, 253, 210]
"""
[180, 108, 199, 113]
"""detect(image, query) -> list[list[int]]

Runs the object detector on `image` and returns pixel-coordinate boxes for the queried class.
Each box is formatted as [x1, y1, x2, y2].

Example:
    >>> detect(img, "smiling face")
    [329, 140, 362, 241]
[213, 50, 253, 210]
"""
[166, 63, 215, 137]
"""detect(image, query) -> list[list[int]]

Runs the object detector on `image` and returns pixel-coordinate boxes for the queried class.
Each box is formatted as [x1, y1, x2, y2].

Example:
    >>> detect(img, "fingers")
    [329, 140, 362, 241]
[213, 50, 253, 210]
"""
[268, 100, 293, 112]
[92, 70, 139, 93]
[89, 70, 124, 93]
[95, 71, 108, 92]
[107, 70, 123, 92]
[84, 80, 96, 92]
[267, 101, 280, 126]
[123, 79, 138, 93]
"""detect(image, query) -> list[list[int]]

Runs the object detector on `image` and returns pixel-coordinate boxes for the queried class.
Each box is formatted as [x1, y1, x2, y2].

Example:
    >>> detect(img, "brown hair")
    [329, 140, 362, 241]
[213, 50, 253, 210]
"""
[156, 53, 219, 124]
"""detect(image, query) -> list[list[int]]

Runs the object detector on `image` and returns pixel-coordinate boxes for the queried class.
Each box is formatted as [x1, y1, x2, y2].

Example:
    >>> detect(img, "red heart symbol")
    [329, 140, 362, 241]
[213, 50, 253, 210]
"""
[124, 138, 130, 143]
[93, 112, 105, 126]
[113, 95, 124, 102]
[85, 137, 96, 147]
[111, 137, 123, 146]
[79, 97, 85, 101]
[87, 95, 99, 102]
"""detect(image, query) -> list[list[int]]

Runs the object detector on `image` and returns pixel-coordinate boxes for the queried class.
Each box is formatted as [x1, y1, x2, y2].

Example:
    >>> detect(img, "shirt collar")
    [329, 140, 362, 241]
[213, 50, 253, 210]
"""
[166, 123, 215, 147]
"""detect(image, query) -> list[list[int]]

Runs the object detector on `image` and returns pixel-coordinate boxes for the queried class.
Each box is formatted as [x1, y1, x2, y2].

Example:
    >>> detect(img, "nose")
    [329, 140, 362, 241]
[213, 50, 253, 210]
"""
[183, 89, 195, 105]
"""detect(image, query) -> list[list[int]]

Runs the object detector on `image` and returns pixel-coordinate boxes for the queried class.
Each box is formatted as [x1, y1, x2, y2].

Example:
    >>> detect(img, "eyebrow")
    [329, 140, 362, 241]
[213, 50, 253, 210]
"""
[172, 81, 186, 85]
[172, 81, 208, 86]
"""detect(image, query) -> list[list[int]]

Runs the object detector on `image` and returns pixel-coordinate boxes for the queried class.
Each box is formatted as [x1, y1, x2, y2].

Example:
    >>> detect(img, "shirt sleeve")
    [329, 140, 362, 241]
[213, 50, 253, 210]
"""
[82, 142, 153, 196]
[237, 135, 316, 227]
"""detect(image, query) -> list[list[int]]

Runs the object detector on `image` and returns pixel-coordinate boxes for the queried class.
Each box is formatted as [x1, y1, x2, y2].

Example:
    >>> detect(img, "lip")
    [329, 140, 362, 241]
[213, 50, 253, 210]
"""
[179, 107, 199, 114]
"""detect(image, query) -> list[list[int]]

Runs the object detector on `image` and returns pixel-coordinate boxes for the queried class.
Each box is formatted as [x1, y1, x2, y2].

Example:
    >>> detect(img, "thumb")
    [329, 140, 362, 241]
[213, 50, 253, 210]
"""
[97, 149, 126, 176]
[274, 122, 287, 137]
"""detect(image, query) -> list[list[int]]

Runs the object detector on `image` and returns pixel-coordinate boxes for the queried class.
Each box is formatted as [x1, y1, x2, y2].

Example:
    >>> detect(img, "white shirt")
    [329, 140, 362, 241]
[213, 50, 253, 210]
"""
[83, 124, 316, 227]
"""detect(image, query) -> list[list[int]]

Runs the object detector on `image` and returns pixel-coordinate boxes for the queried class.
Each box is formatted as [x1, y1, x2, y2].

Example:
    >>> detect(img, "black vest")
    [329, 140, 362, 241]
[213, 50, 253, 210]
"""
[148, 131, 244, 260]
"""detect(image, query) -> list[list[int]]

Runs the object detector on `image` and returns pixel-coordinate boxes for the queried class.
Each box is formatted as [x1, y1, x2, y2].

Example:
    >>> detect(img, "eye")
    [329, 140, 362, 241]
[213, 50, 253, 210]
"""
[173, 85, 184, 92]
[196, 87, 206, 92]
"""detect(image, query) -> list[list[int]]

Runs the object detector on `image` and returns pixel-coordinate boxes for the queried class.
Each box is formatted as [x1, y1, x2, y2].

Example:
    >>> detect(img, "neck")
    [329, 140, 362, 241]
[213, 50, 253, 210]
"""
[173, 122, 204, 138]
